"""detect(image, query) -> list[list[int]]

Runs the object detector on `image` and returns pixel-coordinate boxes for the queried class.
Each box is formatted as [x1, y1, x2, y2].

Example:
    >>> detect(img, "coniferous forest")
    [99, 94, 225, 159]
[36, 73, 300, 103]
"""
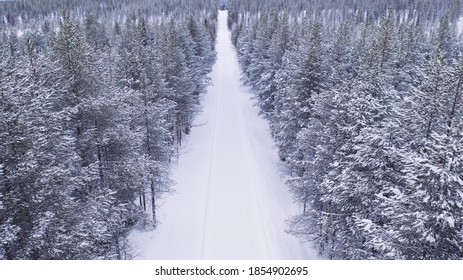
[229, 0, 463, 259]
[0, 0, 217, 259]
[2, 0, 463, 260]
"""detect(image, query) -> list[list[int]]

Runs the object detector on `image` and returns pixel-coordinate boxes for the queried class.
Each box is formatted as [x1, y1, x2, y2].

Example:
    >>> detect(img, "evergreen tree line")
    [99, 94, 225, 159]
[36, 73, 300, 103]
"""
[0, 0, 218, 29]
[227, 0, 463, 31]
[0, 1, 217, 259]
[229, 0, 463, 259]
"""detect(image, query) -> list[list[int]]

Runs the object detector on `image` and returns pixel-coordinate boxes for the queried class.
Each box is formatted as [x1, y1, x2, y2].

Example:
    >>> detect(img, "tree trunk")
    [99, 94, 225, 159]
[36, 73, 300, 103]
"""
[150, 181, 157, 228]
[446, 68, 463, 139]
[425, 111, 434, 140]
[115, 235, 121, 260]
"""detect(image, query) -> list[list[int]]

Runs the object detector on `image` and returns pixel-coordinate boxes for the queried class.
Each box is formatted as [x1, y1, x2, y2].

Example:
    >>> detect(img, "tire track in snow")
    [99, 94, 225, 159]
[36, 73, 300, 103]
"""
[200, 75, 220, 259]
[237, 99, 273, 258]
[129, 10, 318, 260]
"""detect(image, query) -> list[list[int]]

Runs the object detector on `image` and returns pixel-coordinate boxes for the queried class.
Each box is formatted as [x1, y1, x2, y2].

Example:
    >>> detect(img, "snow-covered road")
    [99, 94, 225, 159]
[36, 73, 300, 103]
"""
[129, 10, 317, 260]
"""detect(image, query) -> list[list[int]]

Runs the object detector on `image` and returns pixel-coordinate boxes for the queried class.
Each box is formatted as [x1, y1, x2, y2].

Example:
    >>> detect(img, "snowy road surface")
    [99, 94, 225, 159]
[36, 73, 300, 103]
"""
[129, 10, 317, 259]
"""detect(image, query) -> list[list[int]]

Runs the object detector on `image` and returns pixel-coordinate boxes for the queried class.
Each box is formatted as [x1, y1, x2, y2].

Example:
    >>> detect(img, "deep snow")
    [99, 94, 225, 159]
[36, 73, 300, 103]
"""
[129, 10, 317, 260]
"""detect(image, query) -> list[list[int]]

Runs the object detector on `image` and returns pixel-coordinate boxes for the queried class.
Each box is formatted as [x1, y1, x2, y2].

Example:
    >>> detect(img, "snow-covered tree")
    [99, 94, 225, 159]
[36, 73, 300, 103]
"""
[1, 0, 218, 259]
[231, 0, 463, 259]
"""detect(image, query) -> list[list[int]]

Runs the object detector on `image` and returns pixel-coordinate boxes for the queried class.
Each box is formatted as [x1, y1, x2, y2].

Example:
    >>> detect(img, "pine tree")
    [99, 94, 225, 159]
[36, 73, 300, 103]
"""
[255, 12, 290, 118]
[159, 21, 196, 146]
[273, 19, 327, 164]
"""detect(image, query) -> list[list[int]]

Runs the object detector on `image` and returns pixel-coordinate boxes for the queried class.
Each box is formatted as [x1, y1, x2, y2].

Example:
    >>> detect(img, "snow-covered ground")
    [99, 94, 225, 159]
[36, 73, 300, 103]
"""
[129, 10, 317, 260]
[458, 16, 463, 35]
